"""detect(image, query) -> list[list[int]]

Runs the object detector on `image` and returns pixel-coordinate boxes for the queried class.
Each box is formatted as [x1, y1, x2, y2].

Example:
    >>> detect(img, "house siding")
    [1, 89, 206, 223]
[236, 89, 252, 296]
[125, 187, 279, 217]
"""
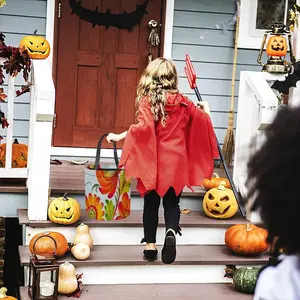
[172, 0, 261, 145]
[0, 0, 47, 144]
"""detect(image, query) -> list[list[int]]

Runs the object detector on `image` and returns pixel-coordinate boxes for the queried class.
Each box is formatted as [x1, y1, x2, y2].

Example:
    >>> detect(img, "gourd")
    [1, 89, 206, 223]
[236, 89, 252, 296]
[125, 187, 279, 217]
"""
[58, 262, 78, 295]
[225, 265, 261, 294]
[266, 35, 287, 57]
[225, 224, 269, 256]
[0, 139, 28, 168]
[73, 223, 93, 248]
[203, 173, 230, 190]
[0, 287, 17, 300]
[71, 243, 90, 260]
[19, 30, 51, 59]
[29, 231, 69, 258]
[48, 193, 81, 225]
[203, 181, 238, 219]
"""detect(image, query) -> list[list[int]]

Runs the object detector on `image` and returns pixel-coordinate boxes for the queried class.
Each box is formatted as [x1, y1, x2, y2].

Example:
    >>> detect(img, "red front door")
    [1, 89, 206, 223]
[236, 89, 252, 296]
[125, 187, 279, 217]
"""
[53, 0, 164, 147]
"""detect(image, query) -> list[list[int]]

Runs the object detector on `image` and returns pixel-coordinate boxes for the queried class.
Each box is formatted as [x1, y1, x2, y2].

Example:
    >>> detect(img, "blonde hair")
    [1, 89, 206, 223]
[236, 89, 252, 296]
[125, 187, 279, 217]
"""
[136, 57, 178, 126]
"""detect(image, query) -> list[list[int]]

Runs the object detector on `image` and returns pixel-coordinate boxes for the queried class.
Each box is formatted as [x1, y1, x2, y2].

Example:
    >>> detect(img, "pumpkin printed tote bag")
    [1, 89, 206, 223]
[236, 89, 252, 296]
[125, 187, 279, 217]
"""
[85, 134, 131, 221]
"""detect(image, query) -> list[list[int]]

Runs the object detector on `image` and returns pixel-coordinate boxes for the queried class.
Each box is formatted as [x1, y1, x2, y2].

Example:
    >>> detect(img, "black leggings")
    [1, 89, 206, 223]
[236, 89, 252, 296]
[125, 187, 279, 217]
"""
[142, 187, 182, 243]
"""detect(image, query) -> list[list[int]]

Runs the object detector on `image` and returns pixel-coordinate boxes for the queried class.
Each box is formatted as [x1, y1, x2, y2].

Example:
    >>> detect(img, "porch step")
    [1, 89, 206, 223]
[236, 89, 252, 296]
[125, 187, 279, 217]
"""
[20, 283, 253, 300]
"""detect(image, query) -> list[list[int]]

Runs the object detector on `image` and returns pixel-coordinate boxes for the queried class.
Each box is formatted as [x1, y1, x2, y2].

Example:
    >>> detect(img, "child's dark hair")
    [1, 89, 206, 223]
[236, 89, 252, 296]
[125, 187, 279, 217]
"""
[247, 106, 300, 254]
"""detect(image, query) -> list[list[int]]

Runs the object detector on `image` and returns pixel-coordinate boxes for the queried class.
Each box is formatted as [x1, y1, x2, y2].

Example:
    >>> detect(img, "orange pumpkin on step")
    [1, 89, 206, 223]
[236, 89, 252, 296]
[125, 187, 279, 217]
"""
[203, 173, 230, 190]
[225, 224, 269, 256]
[0, 139, 28, 168]
[0, 287, 17, 300]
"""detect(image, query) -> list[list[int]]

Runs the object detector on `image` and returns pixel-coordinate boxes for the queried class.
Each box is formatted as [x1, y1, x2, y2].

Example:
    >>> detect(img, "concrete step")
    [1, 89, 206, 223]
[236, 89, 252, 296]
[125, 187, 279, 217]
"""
[19, 209, 252, 245]
[20, 283, 253, 300]
[19, 244, 269, 285]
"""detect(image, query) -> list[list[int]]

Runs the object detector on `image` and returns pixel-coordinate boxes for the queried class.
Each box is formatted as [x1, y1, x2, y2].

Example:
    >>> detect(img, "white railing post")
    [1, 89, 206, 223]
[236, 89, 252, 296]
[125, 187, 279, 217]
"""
[27, 59, 55, 221]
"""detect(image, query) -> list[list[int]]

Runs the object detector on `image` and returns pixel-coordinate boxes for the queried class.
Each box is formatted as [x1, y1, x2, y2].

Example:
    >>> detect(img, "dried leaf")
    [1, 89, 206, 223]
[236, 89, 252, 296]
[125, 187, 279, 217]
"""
[16, 82, 32, 97]
[67, 273, 83, 298]
[0, 88, 7, 102]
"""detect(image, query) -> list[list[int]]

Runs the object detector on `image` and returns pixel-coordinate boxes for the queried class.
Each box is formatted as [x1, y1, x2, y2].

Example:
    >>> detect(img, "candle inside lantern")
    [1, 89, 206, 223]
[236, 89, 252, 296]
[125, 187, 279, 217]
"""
[40, 280, 55, 297]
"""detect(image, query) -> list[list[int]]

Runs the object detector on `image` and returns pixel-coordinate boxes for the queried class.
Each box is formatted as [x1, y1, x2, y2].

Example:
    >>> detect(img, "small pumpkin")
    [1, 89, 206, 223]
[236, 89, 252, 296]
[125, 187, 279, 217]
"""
[73, 223, 93, 248]
[266, 35, 287, 57]
[203, 181, 238, 219]
[29, 231, 69, 258]
[225, 265, 260, 294]
[0, 287, 17, 300]
[0, 139, 28, 168]
[48, 193, 81, 225]
[225, 224, 269, 256]
[71, 243, 90, 260]
[58, 262, 78, 295]
[203, 173, 230, 190]
[19, 30, 50, 59]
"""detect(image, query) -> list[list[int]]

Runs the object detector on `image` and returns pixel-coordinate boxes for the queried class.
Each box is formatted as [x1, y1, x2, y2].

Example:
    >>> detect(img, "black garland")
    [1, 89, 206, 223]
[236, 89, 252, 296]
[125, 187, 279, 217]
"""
[69, 0, 150, 30]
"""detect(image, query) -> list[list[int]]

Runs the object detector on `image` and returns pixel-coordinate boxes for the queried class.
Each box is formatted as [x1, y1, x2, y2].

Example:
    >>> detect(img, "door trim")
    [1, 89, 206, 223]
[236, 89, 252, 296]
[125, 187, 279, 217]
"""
[48, 0, 175, 158]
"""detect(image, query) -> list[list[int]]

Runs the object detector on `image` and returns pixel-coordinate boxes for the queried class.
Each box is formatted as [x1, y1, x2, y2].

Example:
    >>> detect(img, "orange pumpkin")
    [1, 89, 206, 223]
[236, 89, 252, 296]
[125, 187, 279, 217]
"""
[0, 287, 17, 300]
[0, 139, 28, 168]
[266, 35, 287, 57]
[203, 173, 230, 190]
[225, 224, 269, 256]
[29, 231, 69, 258]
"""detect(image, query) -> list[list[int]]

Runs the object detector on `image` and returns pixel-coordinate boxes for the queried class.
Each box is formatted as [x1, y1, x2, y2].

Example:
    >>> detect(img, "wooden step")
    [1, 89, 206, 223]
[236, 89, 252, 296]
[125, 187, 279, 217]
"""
[19, 244, 269, 267]
[19, 283, 253, 300]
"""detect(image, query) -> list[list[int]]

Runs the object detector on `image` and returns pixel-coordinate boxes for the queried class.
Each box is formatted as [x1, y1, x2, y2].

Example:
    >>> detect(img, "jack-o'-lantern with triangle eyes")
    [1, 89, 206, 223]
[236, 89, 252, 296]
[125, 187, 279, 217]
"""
[266, 35, 288, 57]
[203, 181, 238, 219]
[19, 30, 51, 59]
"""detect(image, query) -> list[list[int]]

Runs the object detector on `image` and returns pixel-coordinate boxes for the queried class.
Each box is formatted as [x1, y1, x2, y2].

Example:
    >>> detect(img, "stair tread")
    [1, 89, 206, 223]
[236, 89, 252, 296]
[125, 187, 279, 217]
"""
[18, 209, 252, 228]
[20, 283, 252, 300]
[19, 244, 269, 266]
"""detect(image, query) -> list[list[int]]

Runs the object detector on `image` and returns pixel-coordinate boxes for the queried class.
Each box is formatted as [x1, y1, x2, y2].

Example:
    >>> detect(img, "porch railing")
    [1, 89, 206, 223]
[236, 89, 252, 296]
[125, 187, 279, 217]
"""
[233, 71, 284, 222]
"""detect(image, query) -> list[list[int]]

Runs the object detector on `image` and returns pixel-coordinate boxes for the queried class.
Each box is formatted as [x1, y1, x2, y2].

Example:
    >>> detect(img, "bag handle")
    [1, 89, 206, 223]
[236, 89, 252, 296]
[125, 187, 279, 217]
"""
[94, 133, 119, 170]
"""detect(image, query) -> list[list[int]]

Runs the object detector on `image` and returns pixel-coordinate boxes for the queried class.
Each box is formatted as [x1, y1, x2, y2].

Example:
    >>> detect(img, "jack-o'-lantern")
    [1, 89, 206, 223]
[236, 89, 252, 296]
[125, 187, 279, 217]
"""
[203, 181, 238, 219]
[266, 35, 287, 57]
[19, 30, 50, 59]
[0, 139, 28, 168]
[48, 193, 81, 225]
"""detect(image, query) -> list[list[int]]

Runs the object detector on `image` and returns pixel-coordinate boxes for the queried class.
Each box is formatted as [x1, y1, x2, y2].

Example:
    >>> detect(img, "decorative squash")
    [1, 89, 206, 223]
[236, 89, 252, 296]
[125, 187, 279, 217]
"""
[225, 224, 269, 256]
[266, 35, 288, 57]
[0, 139, 28, 168]
[225, 265, 260, 294]
[203, 173, 230, 190]
[29, 231, 69, 258]
[58, 262, 78, 295]
[203, 181, 238, 219]
[48, 193, 81, 225]
[73, 223, 93, 248]
[0, 287, 17, 300]
[71, 243, 90, 260]
[19, 30, 50, 59]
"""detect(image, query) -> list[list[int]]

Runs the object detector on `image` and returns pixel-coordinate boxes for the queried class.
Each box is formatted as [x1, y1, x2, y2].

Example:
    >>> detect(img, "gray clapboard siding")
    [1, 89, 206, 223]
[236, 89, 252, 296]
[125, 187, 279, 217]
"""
[0, 0, 47, 144]
[172, 0, 261, 145]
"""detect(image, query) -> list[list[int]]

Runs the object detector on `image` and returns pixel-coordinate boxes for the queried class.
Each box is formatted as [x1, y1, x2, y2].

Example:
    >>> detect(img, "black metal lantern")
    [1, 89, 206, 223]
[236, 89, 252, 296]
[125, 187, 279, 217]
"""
[257, 22, 295, 73]
[28, 235, 59, 300]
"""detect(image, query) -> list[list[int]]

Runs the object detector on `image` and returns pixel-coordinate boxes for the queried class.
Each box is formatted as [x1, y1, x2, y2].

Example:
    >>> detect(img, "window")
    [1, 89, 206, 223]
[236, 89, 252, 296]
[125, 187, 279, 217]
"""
[238, 0, 296, 49]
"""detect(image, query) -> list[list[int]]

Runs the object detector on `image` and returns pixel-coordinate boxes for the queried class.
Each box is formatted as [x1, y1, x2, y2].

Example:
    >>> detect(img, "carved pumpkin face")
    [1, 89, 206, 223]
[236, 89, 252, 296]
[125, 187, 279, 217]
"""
[0, 139, 28, 168]
[203, 181, 238, 219]
[266, 35, 287, 57]
[19, 32, 50, 59]
[48, 194, 81, 225]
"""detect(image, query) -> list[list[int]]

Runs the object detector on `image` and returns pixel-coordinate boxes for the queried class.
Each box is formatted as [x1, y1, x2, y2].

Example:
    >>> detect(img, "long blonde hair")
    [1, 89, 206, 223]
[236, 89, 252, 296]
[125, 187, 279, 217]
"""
[136, 58, 178, 126]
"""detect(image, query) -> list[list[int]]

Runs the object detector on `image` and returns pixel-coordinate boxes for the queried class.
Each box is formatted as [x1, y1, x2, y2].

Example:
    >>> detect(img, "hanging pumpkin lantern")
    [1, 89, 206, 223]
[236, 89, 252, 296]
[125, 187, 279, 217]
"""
[48, 193, 81, 225]
[225, 224, 269, 256]
[203, 181, 238, 219]
[266, 35, 288, 57]
[0, 139, 28, 168]
[203, 173, 230, 190]
[19, 30, 51, 59]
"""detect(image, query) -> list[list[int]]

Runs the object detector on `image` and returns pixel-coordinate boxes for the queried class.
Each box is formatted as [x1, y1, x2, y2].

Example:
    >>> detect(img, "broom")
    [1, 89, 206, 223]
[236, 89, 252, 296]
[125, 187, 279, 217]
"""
[221, 0, 240, 168]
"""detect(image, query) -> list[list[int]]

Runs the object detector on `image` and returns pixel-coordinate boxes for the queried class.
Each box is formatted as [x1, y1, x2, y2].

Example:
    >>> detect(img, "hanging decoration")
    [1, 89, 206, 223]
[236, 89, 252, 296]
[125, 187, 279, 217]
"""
[148, 20, 160, 63]
[69, 0, 150, 30]
[0, 0, 6, 8]
[289, 4, 300, 32]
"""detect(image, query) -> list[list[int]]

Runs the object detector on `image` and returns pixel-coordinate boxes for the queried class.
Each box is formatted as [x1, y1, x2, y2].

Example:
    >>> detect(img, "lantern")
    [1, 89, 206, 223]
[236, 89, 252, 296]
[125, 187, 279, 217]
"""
[28, 234, 59, 300]
[257, 22, 295, 73]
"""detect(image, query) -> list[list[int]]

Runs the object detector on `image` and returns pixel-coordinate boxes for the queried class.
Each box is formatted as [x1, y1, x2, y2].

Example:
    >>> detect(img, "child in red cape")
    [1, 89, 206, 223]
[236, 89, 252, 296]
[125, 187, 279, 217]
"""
[107, 58, 219, 264]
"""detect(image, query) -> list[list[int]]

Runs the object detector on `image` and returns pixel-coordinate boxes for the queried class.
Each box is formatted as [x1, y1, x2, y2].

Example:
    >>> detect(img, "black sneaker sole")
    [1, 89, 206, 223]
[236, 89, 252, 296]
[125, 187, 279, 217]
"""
[143, 250, 158, 262]
[162, 235, 176, 264]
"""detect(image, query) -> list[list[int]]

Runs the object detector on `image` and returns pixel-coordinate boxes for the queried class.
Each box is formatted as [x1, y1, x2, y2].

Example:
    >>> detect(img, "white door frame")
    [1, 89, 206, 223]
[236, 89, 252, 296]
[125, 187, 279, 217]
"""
[46, 0, 175, 158]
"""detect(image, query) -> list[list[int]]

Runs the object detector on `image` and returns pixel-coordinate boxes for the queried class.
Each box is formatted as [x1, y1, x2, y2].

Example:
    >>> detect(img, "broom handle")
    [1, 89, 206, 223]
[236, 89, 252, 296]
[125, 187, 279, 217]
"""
[194, 86, 246, 218]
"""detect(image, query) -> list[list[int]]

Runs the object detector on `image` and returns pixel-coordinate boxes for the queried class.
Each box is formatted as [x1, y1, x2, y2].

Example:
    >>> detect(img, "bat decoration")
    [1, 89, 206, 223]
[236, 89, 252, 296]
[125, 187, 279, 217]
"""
[271, 61, 300, 94]
[69, 0, 150, 30]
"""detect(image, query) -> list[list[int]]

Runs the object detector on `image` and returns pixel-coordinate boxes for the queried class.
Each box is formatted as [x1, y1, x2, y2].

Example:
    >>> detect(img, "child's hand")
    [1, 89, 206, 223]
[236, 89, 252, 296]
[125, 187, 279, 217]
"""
[106, 133, 120, 143]
[197, 101, 211, 116]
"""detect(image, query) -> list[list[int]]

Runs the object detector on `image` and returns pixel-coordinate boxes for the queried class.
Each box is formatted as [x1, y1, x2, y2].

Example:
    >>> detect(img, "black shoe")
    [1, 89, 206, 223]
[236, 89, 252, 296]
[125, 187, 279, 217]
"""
[143, 248, 158, 261]
[162, 229, 176, 264]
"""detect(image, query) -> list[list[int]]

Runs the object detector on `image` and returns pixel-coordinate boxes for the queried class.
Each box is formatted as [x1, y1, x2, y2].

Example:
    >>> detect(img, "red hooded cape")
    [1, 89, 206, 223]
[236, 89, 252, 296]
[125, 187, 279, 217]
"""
[119, 93, 219, 197]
